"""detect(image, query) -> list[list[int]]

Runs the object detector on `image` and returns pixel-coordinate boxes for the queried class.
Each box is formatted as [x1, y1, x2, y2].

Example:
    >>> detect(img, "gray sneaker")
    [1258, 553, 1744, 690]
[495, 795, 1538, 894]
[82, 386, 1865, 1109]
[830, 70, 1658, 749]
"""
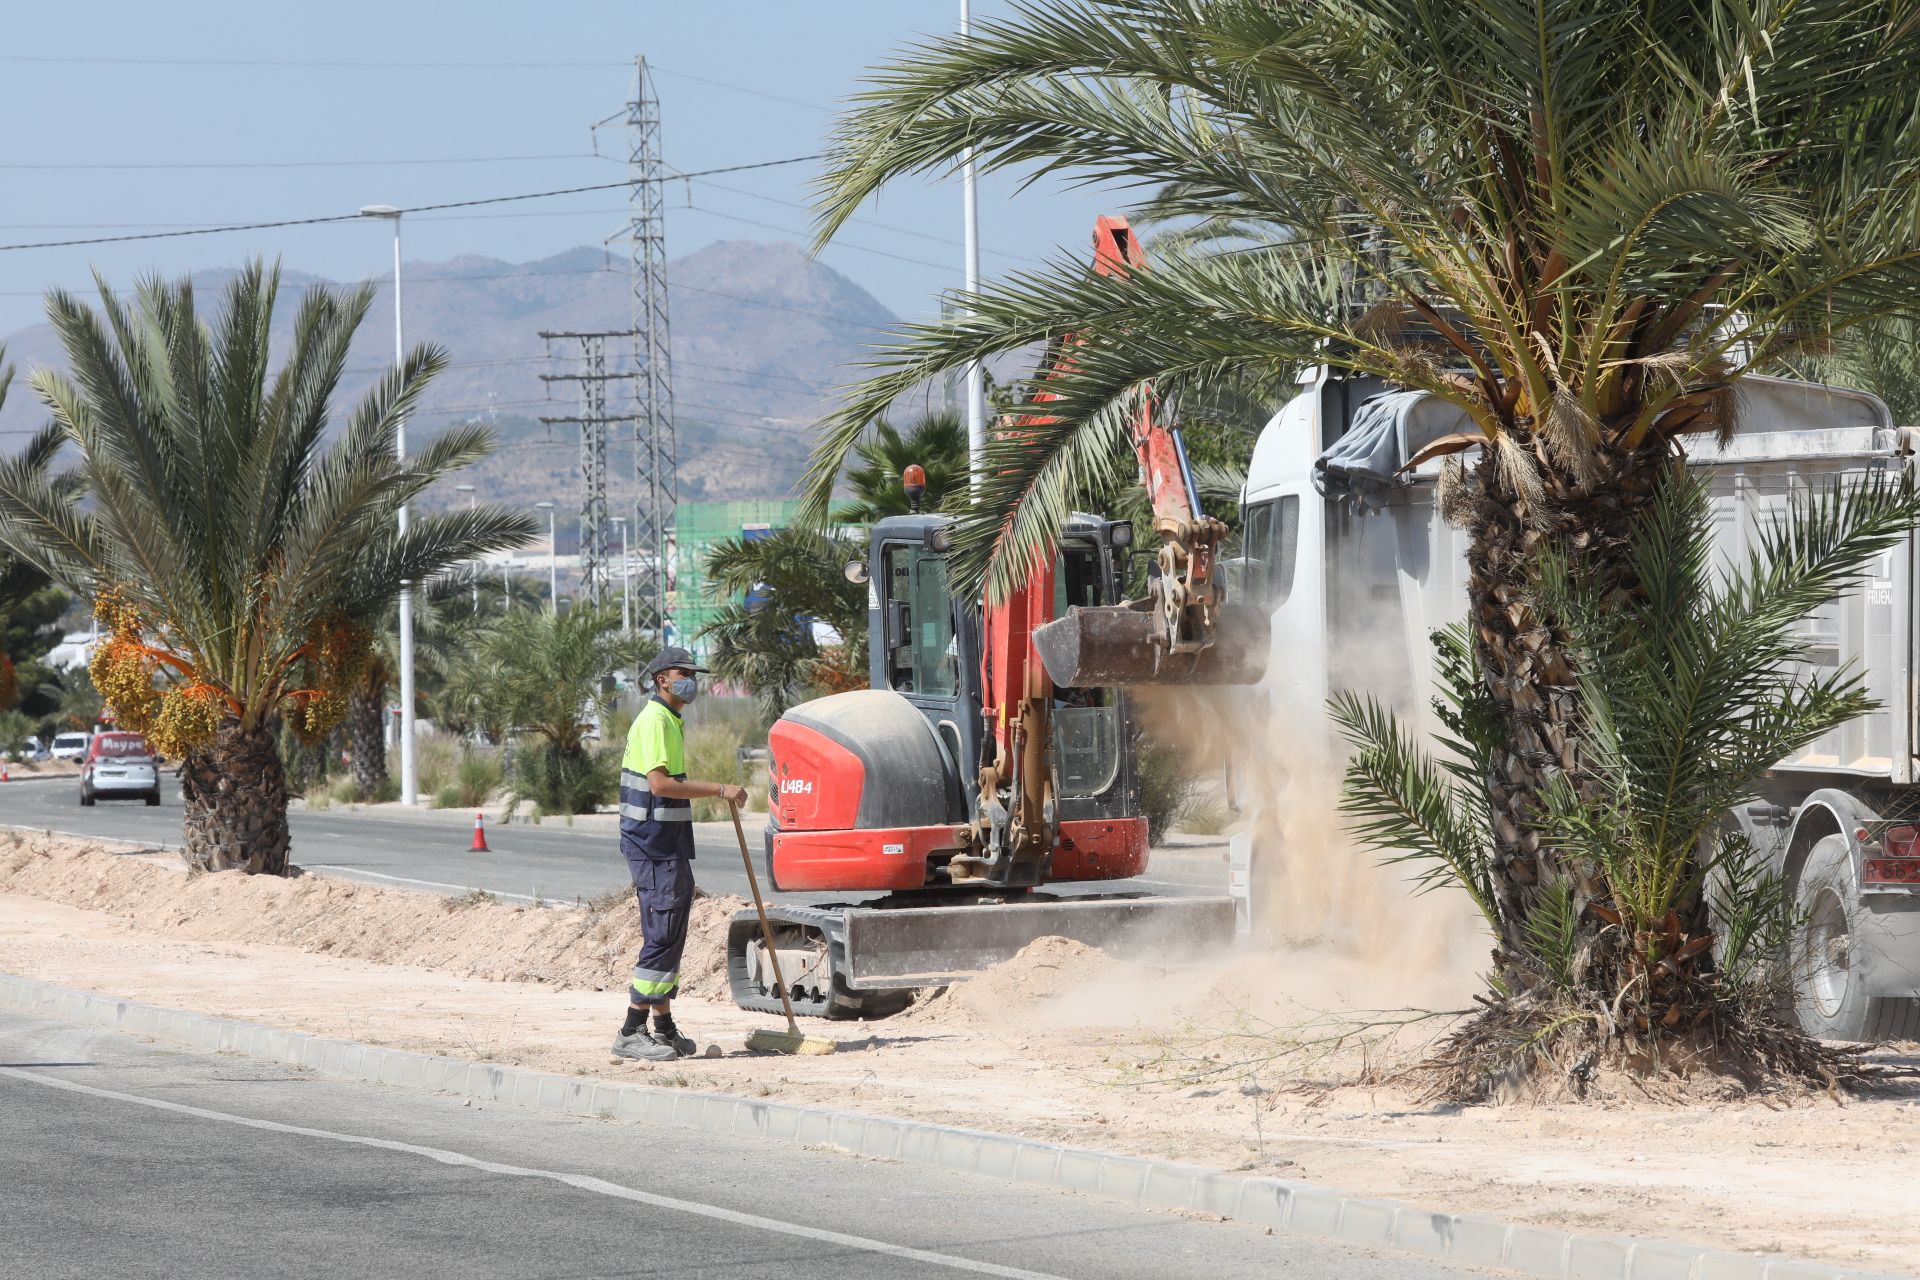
[649, 1025, 697, 1058]
[611, 1030, 678, 1062]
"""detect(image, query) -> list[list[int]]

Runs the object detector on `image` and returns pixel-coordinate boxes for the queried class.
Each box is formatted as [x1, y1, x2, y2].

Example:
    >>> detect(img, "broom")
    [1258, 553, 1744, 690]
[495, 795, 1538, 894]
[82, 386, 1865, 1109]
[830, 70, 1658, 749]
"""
[731, 804, 835, 1055]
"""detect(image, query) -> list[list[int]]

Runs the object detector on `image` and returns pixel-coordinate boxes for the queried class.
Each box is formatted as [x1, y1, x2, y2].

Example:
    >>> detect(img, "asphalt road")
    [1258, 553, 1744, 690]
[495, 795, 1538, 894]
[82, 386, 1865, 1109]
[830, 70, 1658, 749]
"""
[0, 1010, 1494, 1280]
[0, 773, 1228, 908]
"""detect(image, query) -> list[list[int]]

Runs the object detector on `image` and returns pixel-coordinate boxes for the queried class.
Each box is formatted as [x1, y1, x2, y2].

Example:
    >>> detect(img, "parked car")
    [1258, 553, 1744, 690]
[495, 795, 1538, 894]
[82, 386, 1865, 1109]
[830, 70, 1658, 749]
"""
[1, 736, 50, 763]
[49, 731, 92, 762]
[80, 732, 161, 807]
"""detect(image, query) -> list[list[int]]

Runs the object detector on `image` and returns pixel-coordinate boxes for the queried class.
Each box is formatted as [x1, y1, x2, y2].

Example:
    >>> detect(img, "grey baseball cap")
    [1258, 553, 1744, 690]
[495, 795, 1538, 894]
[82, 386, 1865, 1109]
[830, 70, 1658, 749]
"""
[643, 645, 709, 681]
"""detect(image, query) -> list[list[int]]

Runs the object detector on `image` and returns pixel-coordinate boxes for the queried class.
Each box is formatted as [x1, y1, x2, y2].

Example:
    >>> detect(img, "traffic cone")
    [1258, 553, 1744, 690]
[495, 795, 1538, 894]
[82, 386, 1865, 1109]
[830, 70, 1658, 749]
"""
[1, 765, 9, 783]
[469, 812, 489, 852]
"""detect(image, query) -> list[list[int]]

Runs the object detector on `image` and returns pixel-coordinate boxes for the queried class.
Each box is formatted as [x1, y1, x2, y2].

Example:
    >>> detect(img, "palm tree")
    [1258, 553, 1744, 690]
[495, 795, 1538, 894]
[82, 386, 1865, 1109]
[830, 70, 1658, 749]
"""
[339, 574, 487, 798]
[484, 604, 629, 815]
[0, 356, 76, 722]
[1800, 313, 1920, 427]
[1337, 472, 1920, 1089]
[804, 0, 1920, 1004]
[835, 411, 968, 524]
[0, 264, 535, 873]
[698, 527, 868, 722]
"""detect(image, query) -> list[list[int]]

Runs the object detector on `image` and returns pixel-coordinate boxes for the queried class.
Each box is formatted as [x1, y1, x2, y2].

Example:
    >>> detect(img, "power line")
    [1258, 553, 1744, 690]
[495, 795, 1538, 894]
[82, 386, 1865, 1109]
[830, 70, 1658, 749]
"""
[0, 152, 601, 172]
[670, 280, 886, 329]
[0, 154, 822, 253]
[0, 55, 835, 113]
[0, 266, 892, 330]
[690, 204, 956, 272]
[685, 172, 1039, 264]
[647, 66, 832, 115]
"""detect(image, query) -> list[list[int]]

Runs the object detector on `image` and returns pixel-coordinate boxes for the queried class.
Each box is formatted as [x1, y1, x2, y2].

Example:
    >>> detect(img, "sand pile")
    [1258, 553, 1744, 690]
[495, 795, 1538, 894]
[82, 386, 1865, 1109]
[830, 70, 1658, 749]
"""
[0, 836, 745, 999]
[901, 935, 1120, 1027]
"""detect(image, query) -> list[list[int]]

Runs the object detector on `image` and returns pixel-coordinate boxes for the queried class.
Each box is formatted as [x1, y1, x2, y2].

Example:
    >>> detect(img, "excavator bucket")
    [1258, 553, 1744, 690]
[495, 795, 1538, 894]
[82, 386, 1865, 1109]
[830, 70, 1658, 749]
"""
[1033, 602, 1270, 688]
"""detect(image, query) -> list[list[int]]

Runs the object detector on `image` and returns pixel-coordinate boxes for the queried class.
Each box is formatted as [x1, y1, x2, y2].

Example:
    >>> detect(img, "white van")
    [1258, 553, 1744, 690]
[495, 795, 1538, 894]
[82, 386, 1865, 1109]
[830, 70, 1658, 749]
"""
[49, 732, 92, 762]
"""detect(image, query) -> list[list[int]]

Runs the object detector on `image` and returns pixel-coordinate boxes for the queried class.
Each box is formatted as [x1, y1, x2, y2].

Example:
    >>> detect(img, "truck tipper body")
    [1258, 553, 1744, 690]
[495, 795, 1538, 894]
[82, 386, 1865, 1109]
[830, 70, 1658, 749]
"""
[1231, 369, 1920, 1041]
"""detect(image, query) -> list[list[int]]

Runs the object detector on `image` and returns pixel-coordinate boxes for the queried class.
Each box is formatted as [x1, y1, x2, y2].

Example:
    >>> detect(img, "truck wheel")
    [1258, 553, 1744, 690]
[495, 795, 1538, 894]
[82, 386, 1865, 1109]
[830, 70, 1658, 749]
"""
[1790, 834, 1918, 1041]
[145, 790, 161, 807]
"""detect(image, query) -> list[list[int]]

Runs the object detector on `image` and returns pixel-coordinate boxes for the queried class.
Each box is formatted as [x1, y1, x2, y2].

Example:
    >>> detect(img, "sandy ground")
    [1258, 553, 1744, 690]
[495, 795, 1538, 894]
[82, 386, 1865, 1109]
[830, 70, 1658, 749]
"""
[1, 759, 81, 779]
[3, 834, 1917, 1274]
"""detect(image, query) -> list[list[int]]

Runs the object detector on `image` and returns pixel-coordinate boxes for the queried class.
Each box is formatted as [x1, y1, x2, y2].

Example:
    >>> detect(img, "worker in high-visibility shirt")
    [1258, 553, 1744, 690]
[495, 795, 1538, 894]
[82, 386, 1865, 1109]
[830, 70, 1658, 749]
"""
[611, 646, 748, 1062]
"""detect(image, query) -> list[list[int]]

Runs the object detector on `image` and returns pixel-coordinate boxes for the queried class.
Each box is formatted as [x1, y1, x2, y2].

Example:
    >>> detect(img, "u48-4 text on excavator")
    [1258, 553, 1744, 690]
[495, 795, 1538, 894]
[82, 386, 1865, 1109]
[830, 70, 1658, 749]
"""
[725, 217, 1271, 1019]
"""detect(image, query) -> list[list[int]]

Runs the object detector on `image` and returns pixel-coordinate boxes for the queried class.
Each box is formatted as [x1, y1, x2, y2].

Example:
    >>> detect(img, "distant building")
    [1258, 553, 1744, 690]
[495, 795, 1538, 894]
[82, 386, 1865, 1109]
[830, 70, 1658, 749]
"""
[671, 499, 805, 656]
[44, 631, 98, 673]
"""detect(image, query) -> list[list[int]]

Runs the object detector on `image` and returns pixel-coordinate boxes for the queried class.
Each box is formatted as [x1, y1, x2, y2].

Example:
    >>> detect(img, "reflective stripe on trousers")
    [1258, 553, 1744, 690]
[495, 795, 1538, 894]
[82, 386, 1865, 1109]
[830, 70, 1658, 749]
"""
[630, 965, 677, 998]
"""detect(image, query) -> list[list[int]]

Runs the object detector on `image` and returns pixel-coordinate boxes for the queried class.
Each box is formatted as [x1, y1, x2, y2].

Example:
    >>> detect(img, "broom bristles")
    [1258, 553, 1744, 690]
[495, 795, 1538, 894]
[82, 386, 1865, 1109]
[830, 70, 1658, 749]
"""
[746, 1026, 836, 1056]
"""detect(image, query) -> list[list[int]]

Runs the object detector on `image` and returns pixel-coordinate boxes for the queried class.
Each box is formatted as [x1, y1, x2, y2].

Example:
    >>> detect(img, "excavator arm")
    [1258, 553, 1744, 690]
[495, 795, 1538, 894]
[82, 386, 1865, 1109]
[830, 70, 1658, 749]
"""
[955, 217, 1268, 888]
[1031, 217, 1270, 690]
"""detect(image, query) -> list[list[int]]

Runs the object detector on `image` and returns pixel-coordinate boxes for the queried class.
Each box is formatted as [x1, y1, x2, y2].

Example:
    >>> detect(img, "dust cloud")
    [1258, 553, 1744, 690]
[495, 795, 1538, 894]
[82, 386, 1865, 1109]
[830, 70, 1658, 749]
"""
[1132, 608, 1486, 1017]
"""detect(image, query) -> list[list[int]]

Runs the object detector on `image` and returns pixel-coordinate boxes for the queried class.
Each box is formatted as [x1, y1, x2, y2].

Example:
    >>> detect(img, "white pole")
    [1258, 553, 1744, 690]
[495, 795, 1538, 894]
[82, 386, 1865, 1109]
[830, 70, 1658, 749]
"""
[458, 485, 477, 614]
[614, 516, 631, 634]
[545, 507, 559, 607]
[961, 0, 985, 489]
[390, 216, 418, 808]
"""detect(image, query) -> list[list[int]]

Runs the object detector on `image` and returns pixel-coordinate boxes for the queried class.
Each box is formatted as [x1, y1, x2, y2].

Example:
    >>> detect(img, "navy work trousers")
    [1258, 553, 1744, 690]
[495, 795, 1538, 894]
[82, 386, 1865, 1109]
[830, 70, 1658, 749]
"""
[625, 853, 695, 1007]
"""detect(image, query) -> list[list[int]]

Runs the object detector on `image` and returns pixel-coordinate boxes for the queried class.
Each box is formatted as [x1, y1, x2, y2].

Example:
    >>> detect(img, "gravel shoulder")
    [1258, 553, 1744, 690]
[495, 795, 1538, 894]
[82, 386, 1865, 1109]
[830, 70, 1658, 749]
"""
[2, 833, 1916, 1275]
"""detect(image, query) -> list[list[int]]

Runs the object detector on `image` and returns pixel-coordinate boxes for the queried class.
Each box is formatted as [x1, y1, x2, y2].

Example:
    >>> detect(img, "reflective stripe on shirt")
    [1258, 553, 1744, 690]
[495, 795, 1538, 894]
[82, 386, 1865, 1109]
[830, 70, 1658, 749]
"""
[620, 803, 693, 823]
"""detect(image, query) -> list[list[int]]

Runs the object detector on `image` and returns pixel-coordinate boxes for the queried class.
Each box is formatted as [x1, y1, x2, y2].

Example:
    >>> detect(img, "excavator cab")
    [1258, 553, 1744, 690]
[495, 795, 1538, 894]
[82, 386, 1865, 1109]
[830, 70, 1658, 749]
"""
[852, 510, 1141, 883]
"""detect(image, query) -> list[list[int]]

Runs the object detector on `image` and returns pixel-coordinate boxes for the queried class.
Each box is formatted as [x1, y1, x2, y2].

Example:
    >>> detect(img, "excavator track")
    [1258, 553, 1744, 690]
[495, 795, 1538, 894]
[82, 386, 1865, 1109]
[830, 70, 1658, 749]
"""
[726, 895, 1236, 1021]
[725, 905, 914, 1021]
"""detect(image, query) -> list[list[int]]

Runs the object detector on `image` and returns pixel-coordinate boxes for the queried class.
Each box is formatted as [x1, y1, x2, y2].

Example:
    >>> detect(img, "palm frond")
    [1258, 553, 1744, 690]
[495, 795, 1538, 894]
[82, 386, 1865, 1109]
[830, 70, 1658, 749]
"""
[1330, 688, 1501, 933]
[810, 0, 1920, 596]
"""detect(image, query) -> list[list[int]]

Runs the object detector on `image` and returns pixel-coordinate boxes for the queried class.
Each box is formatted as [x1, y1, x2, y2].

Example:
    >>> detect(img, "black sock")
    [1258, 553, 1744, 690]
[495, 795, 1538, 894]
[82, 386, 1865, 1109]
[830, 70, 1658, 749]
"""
[620, 1006, 647, 1036]
[653, 1014, 680, 1038]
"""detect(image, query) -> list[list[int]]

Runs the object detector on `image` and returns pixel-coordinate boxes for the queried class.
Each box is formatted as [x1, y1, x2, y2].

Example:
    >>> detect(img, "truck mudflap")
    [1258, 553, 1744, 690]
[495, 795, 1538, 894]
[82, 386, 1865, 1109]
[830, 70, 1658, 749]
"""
[726, 895, 1236, 1019]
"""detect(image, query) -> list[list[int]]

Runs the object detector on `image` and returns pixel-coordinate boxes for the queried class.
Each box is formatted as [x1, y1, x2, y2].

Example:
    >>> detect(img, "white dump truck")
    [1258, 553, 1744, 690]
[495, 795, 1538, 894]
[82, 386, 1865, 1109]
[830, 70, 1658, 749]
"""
[1230, 369, 1920, 1041]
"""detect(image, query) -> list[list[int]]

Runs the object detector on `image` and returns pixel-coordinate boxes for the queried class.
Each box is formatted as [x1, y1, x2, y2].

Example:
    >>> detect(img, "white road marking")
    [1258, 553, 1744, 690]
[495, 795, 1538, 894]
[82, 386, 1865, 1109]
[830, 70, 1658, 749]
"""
[0, 1066, 1067, 1279]
[299, 864, 538, 903]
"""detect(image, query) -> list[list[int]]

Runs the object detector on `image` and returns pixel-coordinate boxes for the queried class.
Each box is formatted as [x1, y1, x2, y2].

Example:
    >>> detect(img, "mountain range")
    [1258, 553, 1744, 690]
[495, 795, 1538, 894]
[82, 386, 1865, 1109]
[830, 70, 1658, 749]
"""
[0, 239, 918, 517]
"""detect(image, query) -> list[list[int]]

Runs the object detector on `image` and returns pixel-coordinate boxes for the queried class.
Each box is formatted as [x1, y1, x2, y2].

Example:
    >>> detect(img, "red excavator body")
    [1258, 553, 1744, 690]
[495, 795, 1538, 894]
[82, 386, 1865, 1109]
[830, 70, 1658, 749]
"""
[763, 512, 1151, 895]
[724, 217, 1265, 1020]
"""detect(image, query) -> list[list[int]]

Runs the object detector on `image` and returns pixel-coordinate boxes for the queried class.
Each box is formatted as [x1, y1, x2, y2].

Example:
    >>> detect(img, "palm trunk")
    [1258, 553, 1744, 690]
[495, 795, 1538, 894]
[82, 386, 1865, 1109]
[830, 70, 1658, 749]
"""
[180, 719, 290, 875]
[1467, 441, 1667, 970]
[347, 687, 388, 797]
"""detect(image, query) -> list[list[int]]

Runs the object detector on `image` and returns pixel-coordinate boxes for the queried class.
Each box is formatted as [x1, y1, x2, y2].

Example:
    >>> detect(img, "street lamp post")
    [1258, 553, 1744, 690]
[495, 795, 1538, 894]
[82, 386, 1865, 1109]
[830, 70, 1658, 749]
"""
[536, 502, 557, 609]
[960, 0, 985, 488]
[359, 203, 416, 807]
[456, 483, 477, 614]
[610, 515, 631, 634]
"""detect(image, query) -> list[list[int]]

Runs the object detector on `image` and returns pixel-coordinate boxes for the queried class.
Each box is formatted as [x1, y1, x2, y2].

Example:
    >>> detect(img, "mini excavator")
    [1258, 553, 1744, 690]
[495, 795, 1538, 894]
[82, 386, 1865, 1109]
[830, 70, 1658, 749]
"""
[726, 217, 1270, 1019]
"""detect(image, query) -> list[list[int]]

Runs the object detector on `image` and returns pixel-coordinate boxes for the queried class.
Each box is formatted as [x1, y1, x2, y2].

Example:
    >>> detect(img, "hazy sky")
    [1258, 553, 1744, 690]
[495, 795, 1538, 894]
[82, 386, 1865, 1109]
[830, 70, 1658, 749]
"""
[0, 1, 1116, 333]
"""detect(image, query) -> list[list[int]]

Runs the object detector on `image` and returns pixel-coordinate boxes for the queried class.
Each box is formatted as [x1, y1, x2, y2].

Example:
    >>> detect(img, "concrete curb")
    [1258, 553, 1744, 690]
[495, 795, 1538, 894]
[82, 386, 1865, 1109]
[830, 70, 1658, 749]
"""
[0, 973, 1904, 1280]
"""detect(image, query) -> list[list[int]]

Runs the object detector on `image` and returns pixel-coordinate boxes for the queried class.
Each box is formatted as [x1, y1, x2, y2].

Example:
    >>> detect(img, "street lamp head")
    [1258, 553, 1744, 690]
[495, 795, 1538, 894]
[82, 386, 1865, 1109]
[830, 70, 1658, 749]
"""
[358, 204, 401, 219]
[455, 484, 475, 495]
[535, 501, 555, 511]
